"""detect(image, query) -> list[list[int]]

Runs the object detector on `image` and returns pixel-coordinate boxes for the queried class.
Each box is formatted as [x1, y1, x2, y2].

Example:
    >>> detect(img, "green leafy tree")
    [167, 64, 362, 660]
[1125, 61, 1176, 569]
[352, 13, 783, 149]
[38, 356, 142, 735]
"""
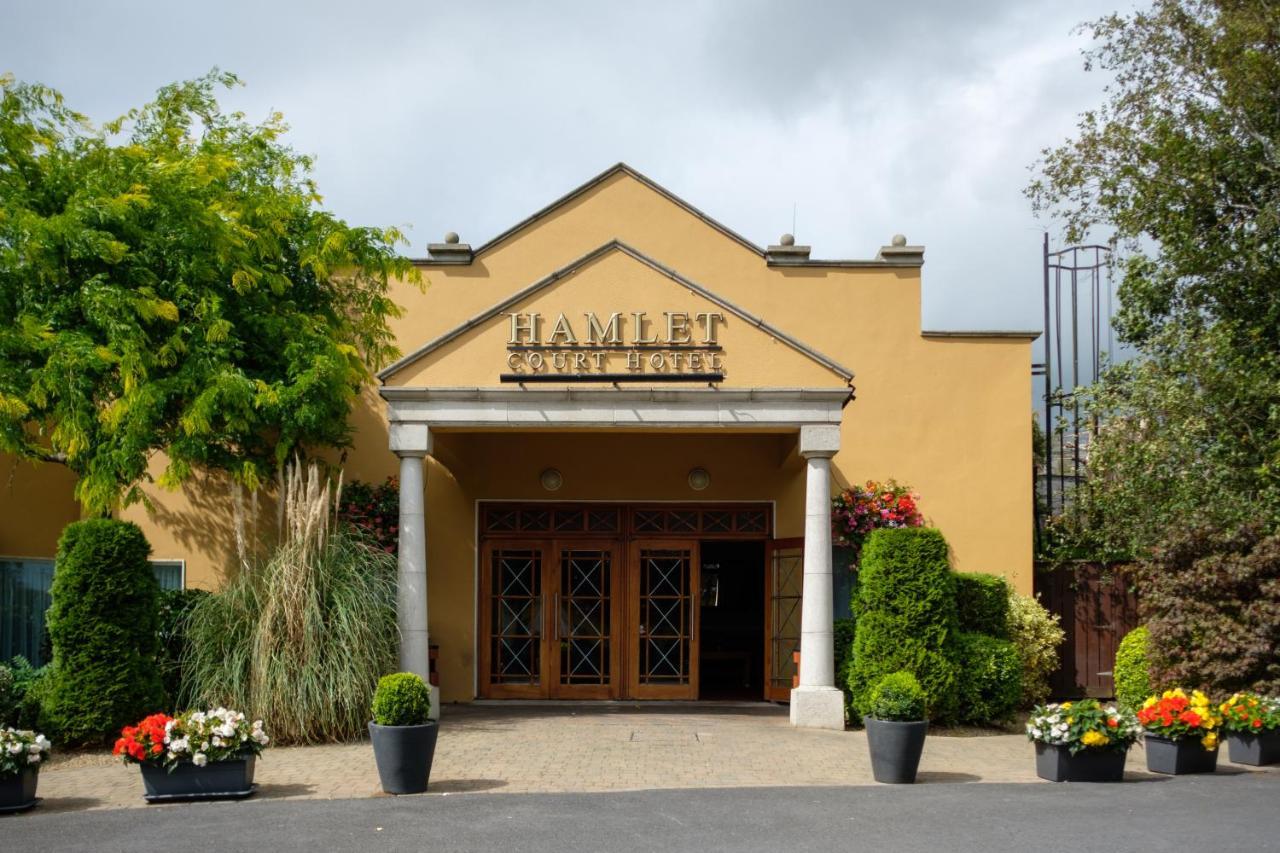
[0, 71, 420, 512]
[1028, 1, 1280, 555]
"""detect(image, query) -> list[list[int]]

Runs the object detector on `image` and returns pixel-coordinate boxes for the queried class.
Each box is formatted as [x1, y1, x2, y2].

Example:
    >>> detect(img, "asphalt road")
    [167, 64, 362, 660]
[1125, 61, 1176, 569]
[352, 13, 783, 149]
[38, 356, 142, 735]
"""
[6, 773, 1279, 853]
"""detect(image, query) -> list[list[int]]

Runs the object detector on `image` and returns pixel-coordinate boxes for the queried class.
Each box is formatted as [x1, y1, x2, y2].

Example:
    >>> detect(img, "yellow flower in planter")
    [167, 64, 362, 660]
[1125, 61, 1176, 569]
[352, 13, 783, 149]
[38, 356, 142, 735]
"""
[1143, 696, 1159, 710]
[1203, 732, 1218, 751]
[1081, 730, 1111, 748]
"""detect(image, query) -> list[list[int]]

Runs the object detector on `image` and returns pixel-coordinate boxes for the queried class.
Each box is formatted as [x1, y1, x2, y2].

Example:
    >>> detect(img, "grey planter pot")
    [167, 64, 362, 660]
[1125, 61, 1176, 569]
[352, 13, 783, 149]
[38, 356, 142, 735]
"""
[0, 766, 39, 812]
[1225, 730, 1280, 766]
[1034, 742, 1127, 783]
[1144, 734, 1218, 775]
[139, 755, 257, 802]
[865, 717, 928, 784]
[369, 720, 438, 794]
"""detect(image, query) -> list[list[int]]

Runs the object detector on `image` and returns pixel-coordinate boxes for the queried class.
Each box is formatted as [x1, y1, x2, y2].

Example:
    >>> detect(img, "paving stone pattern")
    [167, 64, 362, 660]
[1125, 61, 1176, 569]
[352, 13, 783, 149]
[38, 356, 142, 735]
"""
[28, 704, 1278, 813]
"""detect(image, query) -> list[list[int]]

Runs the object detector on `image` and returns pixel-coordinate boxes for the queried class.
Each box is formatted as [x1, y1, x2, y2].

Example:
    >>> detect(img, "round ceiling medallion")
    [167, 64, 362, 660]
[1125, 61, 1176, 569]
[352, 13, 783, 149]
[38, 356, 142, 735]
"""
[540, 468, 564, 492]
[688, 467, 711, 491]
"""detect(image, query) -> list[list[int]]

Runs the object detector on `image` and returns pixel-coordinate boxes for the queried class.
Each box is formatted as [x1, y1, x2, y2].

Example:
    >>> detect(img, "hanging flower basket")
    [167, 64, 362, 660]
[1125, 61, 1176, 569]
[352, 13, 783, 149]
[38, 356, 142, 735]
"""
[830, 480, 924, 570]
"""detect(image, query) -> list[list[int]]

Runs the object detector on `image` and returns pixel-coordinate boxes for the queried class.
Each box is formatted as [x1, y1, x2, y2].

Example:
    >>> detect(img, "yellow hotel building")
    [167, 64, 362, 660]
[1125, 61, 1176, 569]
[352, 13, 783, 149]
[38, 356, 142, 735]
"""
[0, 164, 1036, 729]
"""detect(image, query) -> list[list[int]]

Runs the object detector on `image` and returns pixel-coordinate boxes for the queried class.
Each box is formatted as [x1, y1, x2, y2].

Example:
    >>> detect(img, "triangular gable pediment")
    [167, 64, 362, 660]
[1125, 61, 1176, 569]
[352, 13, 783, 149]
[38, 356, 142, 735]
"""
[452, 163, 766, 262]
[380, 242, 853, 389]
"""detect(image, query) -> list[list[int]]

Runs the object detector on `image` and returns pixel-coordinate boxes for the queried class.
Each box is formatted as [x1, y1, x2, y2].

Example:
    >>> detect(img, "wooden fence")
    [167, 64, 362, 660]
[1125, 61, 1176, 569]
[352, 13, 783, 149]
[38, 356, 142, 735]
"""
[1034, 562, 1140, 700]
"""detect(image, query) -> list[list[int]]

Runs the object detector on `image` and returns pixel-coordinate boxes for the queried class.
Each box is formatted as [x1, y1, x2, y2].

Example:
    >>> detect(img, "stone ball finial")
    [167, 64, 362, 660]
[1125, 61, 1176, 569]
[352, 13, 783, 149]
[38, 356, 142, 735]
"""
[444, 231, 460, 244]
[780, 233, 795, 246]
[891, 234, 907, 247]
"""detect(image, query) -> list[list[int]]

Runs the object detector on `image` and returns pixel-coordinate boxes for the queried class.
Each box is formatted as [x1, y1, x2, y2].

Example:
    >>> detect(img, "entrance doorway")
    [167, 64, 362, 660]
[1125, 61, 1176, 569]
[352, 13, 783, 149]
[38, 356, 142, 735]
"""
[477, 503, 781, 700]
[697, 541, 765, 700]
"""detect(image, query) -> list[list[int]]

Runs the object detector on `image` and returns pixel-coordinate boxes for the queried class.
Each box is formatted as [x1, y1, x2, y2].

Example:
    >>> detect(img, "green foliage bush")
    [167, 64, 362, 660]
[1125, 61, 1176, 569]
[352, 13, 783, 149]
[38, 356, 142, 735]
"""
[43, 520, 165, 745]
[1139, 524, 1280, 695]
[0, 666, 14, 727]
[866, 671, 926, 721]
[1114, 626, 1152, 711]
[848, 528, 960, 723]
[157, 589, 210, 707]
[954, 632, 1023, 725]
[955, 573, 1011, 638]
[1006, 591, 1065, 707]
[0, 657, 49, 729]
[372, 672, 433, 726]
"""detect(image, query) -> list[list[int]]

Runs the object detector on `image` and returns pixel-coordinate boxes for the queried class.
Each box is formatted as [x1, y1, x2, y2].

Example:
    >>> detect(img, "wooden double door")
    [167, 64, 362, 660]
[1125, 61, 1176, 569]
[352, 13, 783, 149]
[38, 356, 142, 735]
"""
[480, 538, 701, 699]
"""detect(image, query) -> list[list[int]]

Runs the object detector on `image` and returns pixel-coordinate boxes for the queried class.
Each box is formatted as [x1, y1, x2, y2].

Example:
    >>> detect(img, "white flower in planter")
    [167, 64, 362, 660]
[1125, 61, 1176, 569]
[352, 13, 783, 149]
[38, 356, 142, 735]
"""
[193, 753, 208, 767]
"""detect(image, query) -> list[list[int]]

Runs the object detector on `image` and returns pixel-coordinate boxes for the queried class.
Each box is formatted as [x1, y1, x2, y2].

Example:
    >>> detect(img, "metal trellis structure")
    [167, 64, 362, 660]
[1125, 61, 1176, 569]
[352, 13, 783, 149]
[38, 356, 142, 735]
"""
[1034, 234, 1114, 542]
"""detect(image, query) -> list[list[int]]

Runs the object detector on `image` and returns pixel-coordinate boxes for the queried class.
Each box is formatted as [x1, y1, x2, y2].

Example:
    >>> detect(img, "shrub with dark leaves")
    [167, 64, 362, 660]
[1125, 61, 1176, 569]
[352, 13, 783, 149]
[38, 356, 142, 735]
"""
[1138, 524, 1280, 696]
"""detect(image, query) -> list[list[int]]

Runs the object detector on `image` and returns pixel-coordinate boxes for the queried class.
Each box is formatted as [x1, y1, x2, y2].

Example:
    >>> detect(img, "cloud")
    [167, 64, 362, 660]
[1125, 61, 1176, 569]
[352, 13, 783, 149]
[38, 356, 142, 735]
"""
[2, 0, 1120, 336]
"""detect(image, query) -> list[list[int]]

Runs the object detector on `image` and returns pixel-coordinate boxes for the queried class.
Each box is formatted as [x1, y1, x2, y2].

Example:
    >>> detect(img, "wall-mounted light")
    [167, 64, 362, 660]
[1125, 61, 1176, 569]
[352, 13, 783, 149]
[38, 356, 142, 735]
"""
[540, 468, 563, 492]
[688, 467, 710, 491]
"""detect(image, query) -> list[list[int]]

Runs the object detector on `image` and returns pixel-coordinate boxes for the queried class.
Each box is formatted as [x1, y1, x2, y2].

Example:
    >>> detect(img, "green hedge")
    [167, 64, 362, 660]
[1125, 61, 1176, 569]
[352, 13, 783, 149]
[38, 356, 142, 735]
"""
[953, 631, 1023, 724]
[1114, 626, 1152, 711]
[848, 528, 960, 723]
[955, 573, 1011, 638]
[43, 520, 166, 745]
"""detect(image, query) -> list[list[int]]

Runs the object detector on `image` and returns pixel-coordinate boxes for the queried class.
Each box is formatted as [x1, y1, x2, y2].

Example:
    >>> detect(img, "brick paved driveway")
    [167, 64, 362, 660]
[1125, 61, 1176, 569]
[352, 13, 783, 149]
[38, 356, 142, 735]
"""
[25, 703, 1279, 813]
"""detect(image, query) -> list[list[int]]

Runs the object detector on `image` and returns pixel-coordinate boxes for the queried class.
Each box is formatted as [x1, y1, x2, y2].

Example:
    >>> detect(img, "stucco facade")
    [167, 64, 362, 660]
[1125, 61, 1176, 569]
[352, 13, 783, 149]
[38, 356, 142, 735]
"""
[1, 164, 1035, 714]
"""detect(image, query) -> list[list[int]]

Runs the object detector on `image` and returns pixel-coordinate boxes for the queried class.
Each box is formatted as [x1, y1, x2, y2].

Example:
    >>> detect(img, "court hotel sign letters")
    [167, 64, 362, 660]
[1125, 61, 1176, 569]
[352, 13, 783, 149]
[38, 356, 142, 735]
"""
[502, 310, 727, 382]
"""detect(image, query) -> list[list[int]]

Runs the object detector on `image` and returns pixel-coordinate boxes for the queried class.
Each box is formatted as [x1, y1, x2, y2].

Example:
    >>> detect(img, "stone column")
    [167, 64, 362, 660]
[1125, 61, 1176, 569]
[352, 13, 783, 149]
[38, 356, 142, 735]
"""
[390, 423, 439, 720]
[790, 424, 845, 730]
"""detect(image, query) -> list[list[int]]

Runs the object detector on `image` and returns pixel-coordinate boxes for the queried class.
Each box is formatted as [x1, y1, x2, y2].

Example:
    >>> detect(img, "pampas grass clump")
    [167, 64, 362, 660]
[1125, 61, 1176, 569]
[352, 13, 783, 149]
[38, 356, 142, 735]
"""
[182, 460, 397, 744]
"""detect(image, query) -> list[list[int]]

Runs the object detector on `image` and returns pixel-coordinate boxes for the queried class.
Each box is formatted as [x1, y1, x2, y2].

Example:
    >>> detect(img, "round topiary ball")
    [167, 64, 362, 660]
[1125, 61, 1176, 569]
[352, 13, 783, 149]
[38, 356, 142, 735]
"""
[372, 672, 432, 727]
[867, 670, 926, 722]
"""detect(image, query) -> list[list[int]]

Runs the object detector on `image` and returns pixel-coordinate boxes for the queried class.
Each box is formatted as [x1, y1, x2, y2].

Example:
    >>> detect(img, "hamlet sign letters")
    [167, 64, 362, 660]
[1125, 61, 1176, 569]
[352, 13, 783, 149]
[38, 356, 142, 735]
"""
[502, 311, 726, 383]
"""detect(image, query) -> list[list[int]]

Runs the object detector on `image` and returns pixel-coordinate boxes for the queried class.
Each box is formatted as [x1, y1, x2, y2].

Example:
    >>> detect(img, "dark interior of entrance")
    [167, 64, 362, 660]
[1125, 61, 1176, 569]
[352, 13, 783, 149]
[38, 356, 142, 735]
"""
[698, 540, 765, 700]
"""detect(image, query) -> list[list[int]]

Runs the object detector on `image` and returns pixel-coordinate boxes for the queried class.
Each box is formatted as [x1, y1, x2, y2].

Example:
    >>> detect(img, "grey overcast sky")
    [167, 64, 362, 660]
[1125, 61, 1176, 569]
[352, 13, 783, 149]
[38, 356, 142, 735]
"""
[2, 0, 1127, 335]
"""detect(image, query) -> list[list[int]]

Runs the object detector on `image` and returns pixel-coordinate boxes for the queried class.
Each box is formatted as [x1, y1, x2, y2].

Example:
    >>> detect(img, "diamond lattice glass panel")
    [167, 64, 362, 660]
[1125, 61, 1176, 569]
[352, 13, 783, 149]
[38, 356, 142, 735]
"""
[769, 548, 803, 689]
[701, 510, 732, 533]
[586, 509, 620, 533]
[559, 549, 611, 685]
[490, 549, 542, 684]
[668, 511, 697, 533]
[638, 549, 691, 684]
[518, 508, 551, 533]
[735, 510, 769, 533]
[485, 508, 518, 532]
[633, 510, 664, 533]
[554, 508, 585, 532]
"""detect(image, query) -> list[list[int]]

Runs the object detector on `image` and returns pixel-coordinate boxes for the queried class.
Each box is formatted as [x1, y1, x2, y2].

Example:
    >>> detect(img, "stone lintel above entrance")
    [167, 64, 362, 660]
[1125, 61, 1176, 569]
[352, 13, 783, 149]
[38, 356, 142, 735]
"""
[381, 387, 851, 433]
